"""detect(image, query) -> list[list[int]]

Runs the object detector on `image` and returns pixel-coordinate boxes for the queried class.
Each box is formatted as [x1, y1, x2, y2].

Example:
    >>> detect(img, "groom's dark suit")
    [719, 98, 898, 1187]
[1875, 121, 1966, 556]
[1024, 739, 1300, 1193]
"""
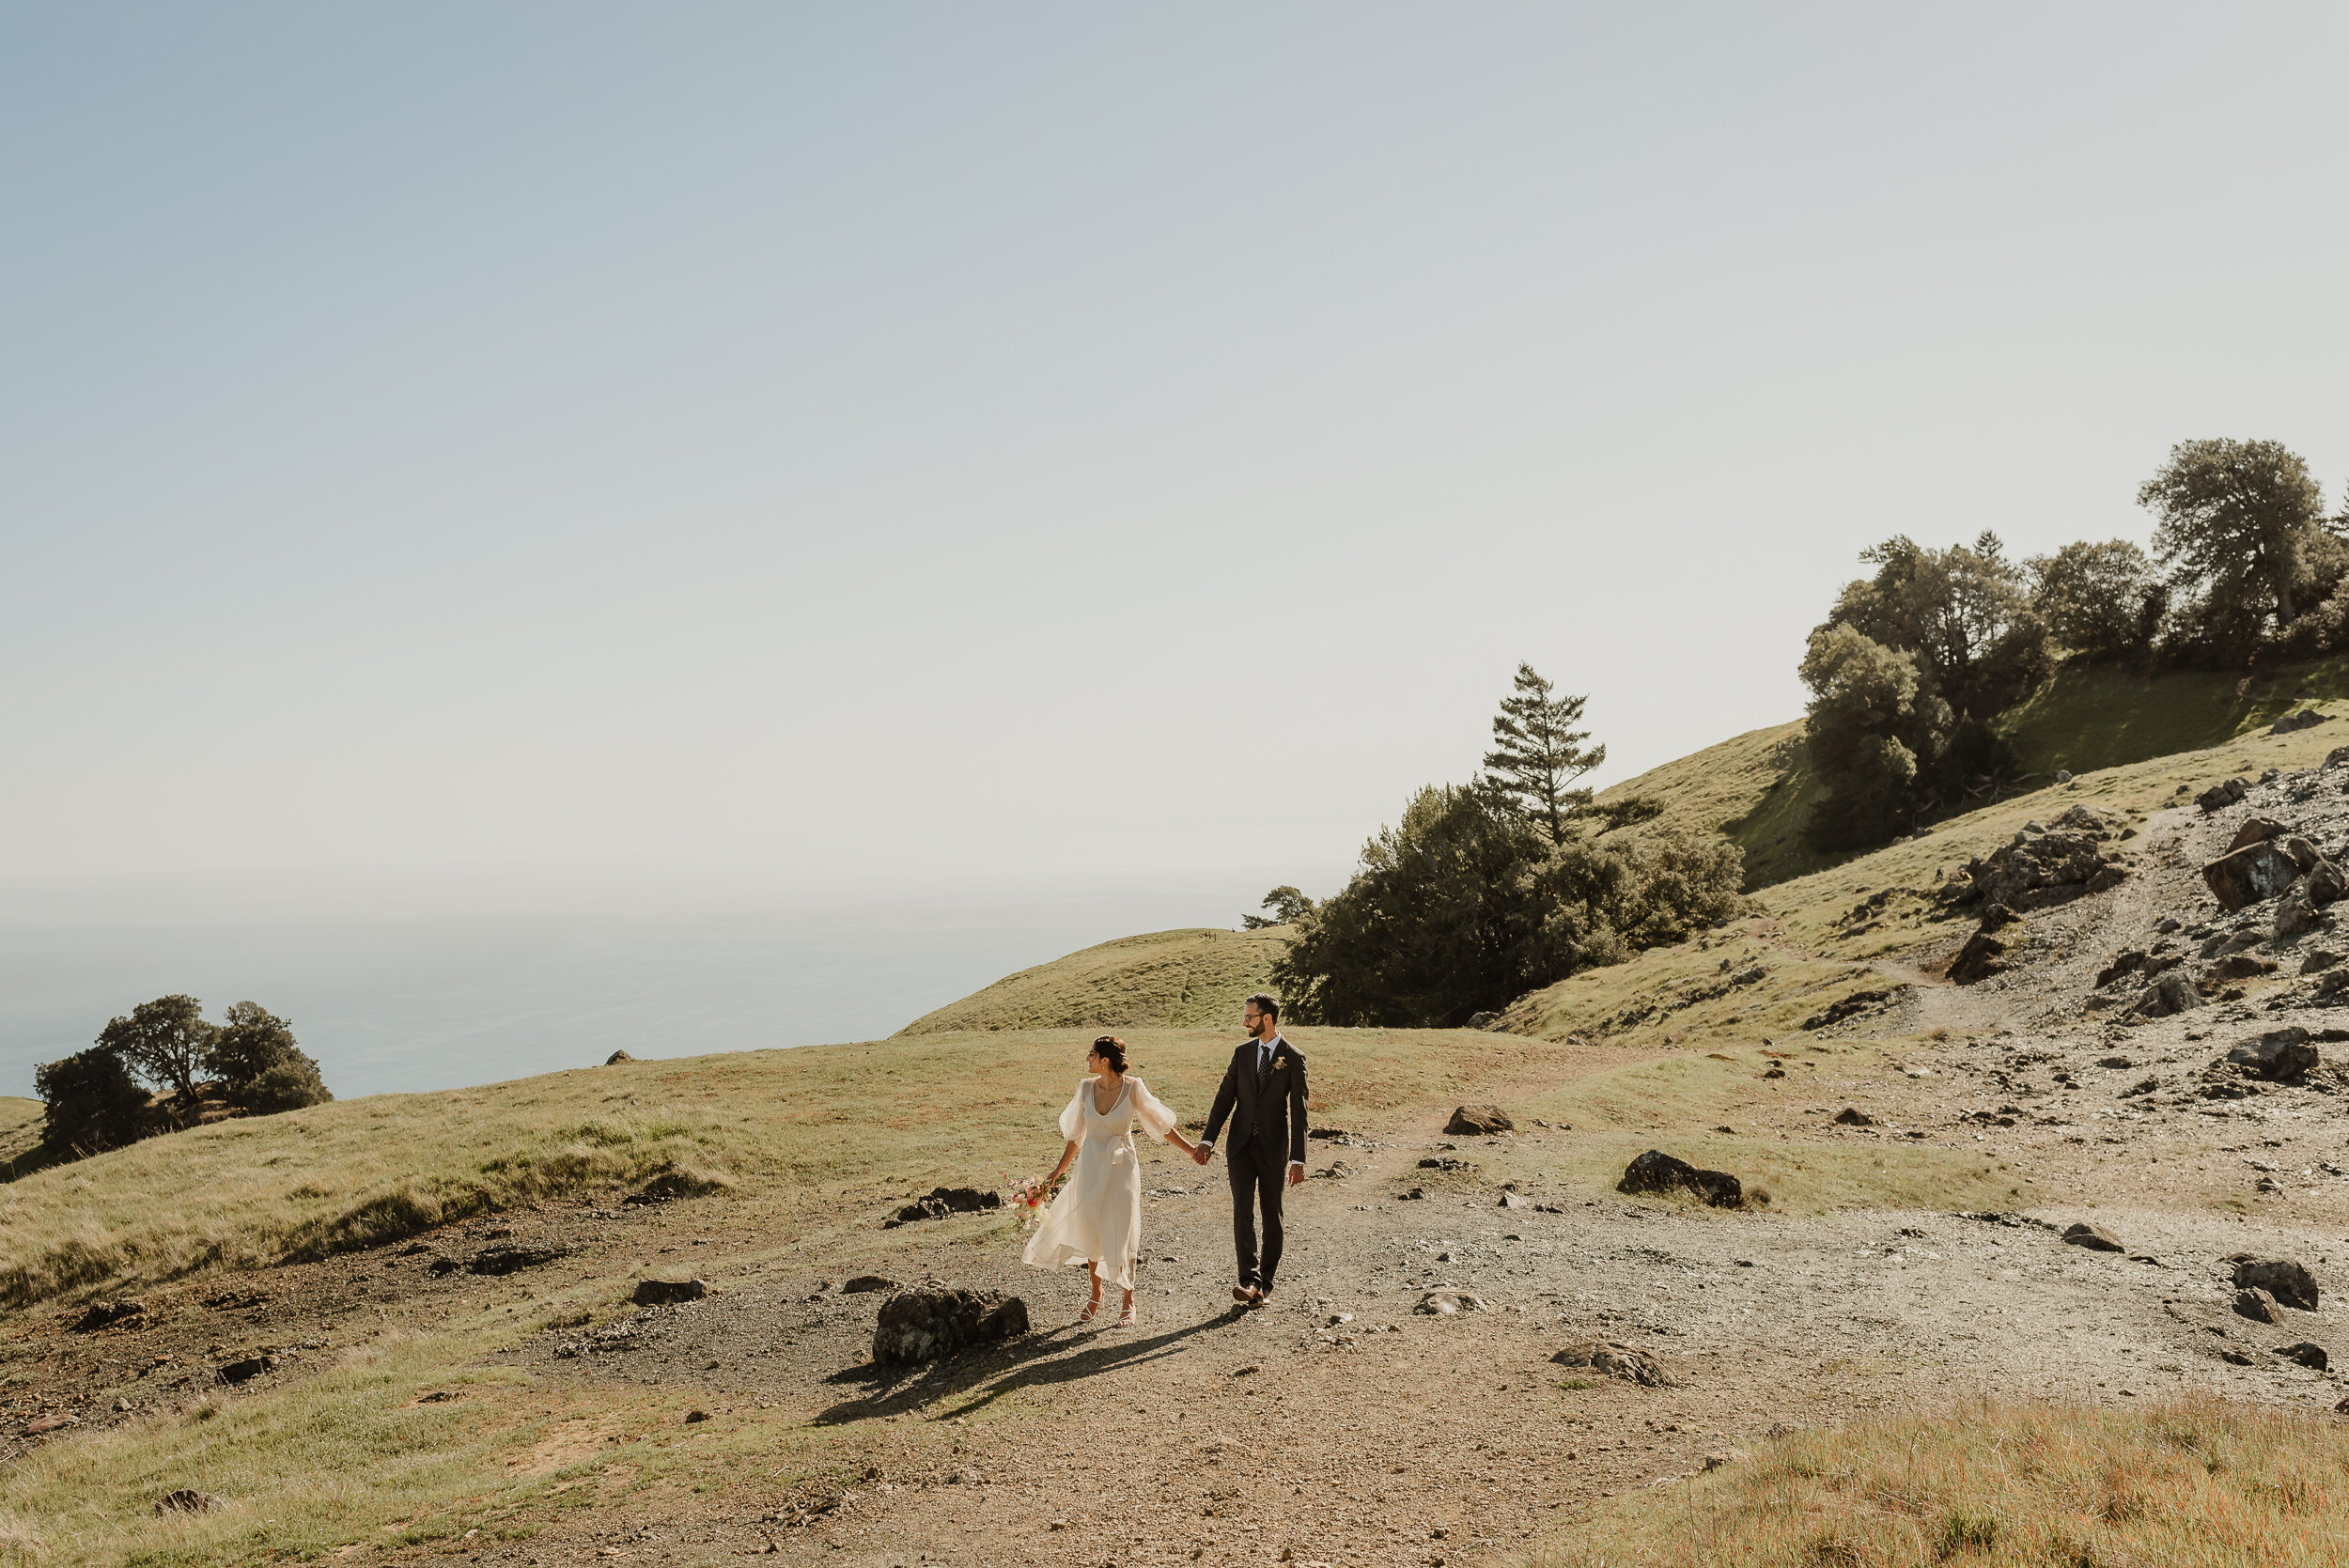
[1201, 1034, 1308, 1296]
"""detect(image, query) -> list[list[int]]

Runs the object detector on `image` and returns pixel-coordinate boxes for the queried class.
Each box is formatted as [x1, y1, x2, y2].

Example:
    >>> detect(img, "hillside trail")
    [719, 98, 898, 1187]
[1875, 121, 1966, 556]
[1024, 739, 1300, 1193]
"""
[22, 800, 2348, 1568]
[449, 777, 2349, 1568]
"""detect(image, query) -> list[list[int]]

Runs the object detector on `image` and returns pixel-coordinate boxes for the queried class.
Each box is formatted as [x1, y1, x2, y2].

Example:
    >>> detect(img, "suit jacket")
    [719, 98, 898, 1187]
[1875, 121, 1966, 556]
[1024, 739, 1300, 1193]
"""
[1203, 1036, 1308, 1166]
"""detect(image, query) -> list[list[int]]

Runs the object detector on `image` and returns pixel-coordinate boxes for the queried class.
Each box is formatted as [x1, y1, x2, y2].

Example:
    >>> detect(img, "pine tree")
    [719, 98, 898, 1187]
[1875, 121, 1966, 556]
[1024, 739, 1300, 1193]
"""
[1482, 662, 1604, 846]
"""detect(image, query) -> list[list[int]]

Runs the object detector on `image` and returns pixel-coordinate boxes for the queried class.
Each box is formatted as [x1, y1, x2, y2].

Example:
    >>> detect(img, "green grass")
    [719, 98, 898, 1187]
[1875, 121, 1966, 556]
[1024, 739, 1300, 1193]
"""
[1999, 658, 2349, 778]
[895, 924, 1291, 1035]
[1592, 659, 2349, 898]
[1520, 1396, 2349, 1566]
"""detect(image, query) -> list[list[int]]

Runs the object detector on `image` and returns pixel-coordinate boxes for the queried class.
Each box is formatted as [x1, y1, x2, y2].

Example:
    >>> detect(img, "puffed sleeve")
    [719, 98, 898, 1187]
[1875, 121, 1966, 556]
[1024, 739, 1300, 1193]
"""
[1058, 1080, 1087, 1141]
[1130, 1079, 1178, 1142]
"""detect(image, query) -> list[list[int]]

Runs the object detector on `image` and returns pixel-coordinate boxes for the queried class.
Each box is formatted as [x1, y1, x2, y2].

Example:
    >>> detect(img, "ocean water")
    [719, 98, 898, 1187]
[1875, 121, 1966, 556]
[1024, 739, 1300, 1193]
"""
[0, 868, 1312, 1101]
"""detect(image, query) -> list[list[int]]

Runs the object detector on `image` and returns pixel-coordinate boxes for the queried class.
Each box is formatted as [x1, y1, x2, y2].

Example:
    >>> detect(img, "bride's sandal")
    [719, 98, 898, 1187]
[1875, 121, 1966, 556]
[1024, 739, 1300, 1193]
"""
[1115, 1304, 1137, 1328]
[1079, 1298, 1101, 1323]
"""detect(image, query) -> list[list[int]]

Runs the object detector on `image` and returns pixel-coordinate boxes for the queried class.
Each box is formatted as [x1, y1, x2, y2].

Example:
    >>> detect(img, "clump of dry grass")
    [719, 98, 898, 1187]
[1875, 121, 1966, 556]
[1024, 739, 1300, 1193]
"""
[1525, 1396, 2349, 1567]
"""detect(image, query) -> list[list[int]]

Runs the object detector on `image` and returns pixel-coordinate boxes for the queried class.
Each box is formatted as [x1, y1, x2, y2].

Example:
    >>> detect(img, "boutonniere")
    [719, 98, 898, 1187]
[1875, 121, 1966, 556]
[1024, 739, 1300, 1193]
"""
[1272, 1058, 1288, 1071]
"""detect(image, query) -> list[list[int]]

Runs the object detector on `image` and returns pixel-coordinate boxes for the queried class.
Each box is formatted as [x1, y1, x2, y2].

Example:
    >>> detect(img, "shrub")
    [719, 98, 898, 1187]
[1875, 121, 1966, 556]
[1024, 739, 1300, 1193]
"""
[1272, 783, 1746, 1027]
[31, 1048, 151, 1157]
[209, 1001, 333, 1113]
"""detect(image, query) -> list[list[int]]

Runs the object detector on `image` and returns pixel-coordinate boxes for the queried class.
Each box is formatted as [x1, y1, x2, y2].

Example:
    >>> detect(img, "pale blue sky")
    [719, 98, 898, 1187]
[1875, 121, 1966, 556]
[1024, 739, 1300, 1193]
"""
[7, 4, 2348, 906]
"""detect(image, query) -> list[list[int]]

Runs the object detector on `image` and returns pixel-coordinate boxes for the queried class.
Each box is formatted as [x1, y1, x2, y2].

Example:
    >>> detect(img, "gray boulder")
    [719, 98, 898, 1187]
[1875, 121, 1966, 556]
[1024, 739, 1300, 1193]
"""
[2233, 1258, 2321, 1312]
[1618, 1148, 1742, 1208]
[2276, 1342, 2329, 1371]
[885, 1186, 1003, 1227]
[2276, 884, 2323, 938]
[2272, 709, 2329, 735]
[2203, 841, 2302, 910]
[631, 1278, 708, 1306]
[2128, 973, 2206, 1018]
[2198, 777, 2251, 813]
[2234, 1287, 2284, 1325]
[2229, 817, 2288, 851]
[2061, 1222, 2124, 1252]
[2227, 1028, 2319, 1081]
[872, 1286, 1030, 1364]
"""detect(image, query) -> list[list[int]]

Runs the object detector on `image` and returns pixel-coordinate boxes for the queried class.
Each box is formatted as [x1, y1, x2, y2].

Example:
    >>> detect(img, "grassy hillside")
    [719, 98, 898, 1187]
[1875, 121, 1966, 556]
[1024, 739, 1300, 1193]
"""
[1997, 653, 2349, 776]
[1502, 702, 2349, 1050]
[894, 924, 1288, 1035]
[1595, 660, 2349, 894]
[1592, 718, 1830, 890]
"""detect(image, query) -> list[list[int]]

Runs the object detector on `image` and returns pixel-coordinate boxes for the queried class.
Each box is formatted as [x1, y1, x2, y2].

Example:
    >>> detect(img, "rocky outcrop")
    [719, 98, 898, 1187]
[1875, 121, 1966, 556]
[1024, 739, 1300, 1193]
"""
[2127, 973, 2206, 1018]
[631, 1278, 708, 1306]
[2233, 1257, 2321, 1312]
[886, 1186, 1003, 1228]
[1942, 822, 2128, 913]
[2235, 1287, 2283, 1325]
[1617, 1149, 1742, 1208]
[2061, 1222, 2124, 1252]
[2272, 709, 2329, 736]
[2199, 777, 2251, 813]
[2203, 841, 2304, 911]
[1551, 1341, 1674, 1388]
[872, 1286, 1030, 1364]
[1414, 1290, 1488, 1315]
[2227, 1028, 2319, 1081]
[2276, 1341, 2329, 1370]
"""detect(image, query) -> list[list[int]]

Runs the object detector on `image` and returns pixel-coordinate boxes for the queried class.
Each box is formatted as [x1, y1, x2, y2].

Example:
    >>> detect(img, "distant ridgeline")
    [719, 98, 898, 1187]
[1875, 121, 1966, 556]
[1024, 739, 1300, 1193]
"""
[894, 926, 1288, 1035]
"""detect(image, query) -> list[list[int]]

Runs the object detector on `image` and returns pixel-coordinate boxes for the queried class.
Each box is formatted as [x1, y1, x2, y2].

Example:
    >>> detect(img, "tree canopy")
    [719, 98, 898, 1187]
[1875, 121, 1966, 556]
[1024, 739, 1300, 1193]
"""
[2140, 438, 2326, 632]
[1482, 662, 1603, 846]
[95, 994, 214, 1104]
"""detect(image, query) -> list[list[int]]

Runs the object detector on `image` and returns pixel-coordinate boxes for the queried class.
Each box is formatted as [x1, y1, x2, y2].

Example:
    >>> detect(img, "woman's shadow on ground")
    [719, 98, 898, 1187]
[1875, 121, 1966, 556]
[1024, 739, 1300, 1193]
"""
[816, 1305, 1252, 1425]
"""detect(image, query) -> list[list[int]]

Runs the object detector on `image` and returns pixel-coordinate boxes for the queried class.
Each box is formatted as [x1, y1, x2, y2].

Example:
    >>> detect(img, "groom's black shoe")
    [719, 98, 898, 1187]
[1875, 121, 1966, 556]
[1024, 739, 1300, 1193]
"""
[1232, 1284, 1259, 1305]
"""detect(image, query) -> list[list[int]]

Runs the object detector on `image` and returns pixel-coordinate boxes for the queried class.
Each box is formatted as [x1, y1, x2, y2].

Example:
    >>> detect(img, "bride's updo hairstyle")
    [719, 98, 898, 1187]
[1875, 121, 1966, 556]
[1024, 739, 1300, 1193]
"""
[1090, 1034, 1128, 1073]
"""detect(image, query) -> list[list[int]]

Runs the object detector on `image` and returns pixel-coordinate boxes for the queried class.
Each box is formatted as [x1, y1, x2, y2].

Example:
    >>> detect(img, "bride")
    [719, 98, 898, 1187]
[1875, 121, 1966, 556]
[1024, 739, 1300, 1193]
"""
[1022, 1035, 1204, 1326]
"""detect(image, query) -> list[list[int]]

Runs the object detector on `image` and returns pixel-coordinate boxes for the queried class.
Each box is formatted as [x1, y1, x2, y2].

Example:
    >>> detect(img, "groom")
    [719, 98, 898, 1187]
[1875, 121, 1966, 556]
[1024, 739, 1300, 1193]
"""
[1194, 992, 1307, 1307]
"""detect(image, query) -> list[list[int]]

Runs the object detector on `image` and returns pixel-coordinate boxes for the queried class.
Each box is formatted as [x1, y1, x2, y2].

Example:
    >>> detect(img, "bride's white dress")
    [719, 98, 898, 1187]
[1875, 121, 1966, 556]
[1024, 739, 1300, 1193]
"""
[1021, 1075, 1178, 1292]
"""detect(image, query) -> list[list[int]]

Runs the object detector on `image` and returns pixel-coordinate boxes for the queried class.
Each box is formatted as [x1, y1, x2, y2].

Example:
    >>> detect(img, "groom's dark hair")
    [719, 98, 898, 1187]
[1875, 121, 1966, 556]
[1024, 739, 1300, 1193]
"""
[1246, 993, 1279, 1025]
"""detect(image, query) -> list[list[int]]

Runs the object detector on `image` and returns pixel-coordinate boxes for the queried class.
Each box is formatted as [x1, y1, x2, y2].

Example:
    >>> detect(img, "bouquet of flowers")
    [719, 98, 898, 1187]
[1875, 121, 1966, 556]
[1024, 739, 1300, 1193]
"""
[1004, 1171, 1060, 1222]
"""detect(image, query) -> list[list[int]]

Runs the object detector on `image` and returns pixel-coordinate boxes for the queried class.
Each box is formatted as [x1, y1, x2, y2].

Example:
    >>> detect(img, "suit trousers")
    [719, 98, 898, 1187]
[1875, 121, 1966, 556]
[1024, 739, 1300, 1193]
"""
[1227, 1141, 1287, 1292]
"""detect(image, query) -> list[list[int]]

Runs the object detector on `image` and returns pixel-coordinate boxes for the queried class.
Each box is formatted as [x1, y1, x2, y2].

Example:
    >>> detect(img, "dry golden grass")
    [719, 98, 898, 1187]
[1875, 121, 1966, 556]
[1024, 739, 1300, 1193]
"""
[895, 924, 1290, 1035]
[0, 1024, 1539, 1312]
[0, 1098, 43, 1180]
[1524, 1396, 2349, 1567]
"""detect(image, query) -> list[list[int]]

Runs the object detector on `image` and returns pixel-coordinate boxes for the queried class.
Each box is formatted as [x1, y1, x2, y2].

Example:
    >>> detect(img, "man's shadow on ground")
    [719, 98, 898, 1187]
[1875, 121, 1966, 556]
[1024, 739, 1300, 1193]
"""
[816, 1306, 1252, 1425]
